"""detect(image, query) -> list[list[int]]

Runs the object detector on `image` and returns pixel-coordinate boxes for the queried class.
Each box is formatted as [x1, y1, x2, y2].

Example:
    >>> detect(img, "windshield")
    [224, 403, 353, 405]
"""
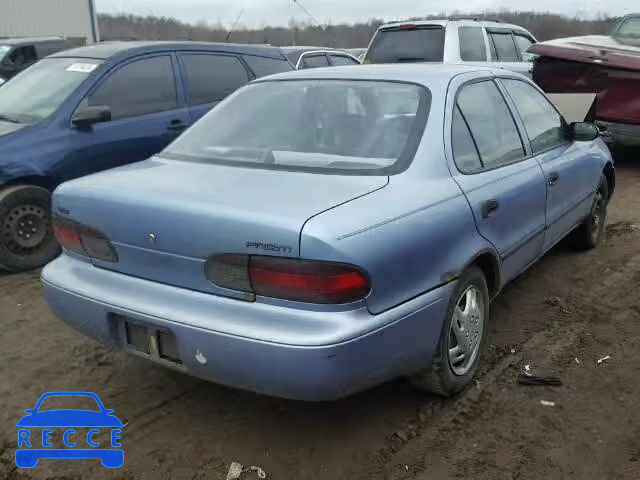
[0, 57, 101, 124]
[616, 17, 640, 38]
[365, 25, 445, 63]
[0, 46, 9, 62]
[163, 80, 428, 175]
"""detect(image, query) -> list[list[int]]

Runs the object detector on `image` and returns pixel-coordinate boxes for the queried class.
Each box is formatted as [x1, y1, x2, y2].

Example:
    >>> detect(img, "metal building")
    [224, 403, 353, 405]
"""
[0, 0, 99, 44]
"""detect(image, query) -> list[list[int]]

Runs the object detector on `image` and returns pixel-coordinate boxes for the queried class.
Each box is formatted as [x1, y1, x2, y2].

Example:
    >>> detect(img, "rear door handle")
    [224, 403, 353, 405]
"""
[548, 172, 560, 186]
[167, 119, 188, 131]
[481, 199, 500, 218]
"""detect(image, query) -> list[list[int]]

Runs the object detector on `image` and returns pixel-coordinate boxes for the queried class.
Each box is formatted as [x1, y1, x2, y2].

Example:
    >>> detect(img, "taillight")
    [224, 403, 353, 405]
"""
[205, 255, 370, 304]
[52, 216, 118, 263]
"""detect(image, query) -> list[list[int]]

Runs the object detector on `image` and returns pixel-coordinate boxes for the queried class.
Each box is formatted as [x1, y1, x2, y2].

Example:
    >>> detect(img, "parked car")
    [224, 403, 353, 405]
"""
[0, 37, 72, 80]
[42, 64, 614, 401]
[363, 18, 537, 77]
[0, 41, 292, 272]
[529, 14, 640, 148]
[280, 46, 361, 69]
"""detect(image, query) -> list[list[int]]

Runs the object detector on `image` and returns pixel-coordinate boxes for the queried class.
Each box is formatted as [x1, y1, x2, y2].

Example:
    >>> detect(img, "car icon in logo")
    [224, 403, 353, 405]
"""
[16, 391, 124, 468]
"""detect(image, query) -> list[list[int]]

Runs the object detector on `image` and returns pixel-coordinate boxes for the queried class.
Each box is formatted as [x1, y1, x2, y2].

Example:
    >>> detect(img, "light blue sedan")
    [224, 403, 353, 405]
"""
[42, 65, 614, 400]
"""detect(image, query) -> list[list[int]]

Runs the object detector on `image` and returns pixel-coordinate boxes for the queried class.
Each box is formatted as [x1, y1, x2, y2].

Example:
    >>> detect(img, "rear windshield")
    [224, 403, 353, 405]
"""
[163, 80, 429, 175]
[365, 25, 445, 64]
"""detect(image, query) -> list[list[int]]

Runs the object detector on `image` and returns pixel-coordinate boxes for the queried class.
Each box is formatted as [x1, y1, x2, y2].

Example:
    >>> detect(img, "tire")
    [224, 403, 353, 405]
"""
[410, 267, 490, 396]
[0, 185, 60, 272]
[570, 174, 609, 251]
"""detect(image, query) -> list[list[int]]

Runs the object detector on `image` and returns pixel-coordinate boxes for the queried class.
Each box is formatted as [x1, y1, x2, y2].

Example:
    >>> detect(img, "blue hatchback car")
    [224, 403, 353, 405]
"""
[0, 41, 292, 272]
[42, 65, 614, 400]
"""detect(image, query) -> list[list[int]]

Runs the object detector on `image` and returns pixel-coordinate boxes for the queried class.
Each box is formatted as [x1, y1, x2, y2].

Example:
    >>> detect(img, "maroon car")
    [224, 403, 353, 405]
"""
[530, 14, 640, 148]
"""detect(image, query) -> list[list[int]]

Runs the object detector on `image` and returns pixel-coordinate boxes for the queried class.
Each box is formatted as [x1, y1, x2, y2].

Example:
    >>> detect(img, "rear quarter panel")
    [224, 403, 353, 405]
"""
[301, 174, 494, 314]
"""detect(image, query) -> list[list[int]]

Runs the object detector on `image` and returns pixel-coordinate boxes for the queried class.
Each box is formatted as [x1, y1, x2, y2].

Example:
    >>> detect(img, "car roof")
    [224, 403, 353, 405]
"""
[0, 36, 67, 46]
[257, 63, 512, 88]
[378, 18, 530, 32]
[49, 41, 287, 61]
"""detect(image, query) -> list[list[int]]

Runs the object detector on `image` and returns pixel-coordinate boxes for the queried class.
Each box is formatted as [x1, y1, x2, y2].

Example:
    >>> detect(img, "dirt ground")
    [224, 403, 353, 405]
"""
[1, 160, 639, 480]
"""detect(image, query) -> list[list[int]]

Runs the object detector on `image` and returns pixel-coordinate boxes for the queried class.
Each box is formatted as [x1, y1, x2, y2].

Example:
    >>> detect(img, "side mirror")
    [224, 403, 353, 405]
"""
[570, 122, 599, 142]
[71, 105, 111, 129]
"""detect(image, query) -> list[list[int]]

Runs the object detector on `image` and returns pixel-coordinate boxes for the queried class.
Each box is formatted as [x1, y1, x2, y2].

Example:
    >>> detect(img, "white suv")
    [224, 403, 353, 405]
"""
[363, 18, 537, 77]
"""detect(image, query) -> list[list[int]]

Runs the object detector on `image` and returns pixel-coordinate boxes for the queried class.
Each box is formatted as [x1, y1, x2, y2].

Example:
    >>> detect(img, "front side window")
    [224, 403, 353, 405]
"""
[502, 79, 567, 154]
[490, 33, 519, 61]
[87, 55, 177, 120]
[0, 57, 101, 123]
[163, 80, 428, 175]
[181, 54, 249, 106]
[514, 34, 536, 61]
[365, 25, 445, 63]
[459, 27, 487, 61]
[301, 54, 329, 69]
[456, 80, 525, 170]
[616, 16, 640, 38]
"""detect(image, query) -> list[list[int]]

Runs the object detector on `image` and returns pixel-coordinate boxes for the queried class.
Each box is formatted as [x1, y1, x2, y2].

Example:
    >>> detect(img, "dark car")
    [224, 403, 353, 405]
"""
[529, 14, 640, 148]
[0, 37, 72, 80]
[0, 41, 292, 272]
[280, 46, 360, 69]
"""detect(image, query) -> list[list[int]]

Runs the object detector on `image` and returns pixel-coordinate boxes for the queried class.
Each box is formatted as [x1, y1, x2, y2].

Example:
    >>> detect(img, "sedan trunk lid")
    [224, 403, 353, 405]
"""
[53, 156, 388, 297]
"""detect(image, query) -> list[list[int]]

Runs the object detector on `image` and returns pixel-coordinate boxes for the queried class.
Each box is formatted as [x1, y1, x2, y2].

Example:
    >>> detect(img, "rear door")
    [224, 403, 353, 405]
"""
[66, 53, 190, 179]
[486, 28, 533, 76]
[178, 53, 252, 123]
[448, 77, 547, 283]
[457, 25, 490, 66]
[499, 78, 597, 250]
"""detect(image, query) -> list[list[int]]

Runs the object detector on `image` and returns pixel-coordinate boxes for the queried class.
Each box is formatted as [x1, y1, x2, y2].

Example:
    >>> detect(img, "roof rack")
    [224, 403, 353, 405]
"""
[447, 16, 504, 23]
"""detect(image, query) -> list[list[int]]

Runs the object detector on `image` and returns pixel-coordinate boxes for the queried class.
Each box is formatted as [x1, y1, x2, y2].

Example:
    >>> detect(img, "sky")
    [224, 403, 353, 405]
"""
[96, 0, 630, 28]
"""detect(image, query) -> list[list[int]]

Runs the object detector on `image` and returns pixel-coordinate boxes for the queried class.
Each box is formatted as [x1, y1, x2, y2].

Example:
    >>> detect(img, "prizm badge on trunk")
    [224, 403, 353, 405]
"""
[246, 241, 293, 254]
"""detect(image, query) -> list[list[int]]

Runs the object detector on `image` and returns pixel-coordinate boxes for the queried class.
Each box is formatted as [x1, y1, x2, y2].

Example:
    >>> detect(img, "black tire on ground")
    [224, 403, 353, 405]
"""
[410, 267, 490, 396]
[570, 174, 609, 251]
[0, 185, 60, 272]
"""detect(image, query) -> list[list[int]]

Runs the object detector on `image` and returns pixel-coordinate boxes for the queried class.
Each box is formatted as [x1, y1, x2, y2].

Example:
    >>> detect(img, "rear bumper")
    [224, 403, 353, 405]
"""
[596, 120, 640, 147]
[42, 255, 453, 401]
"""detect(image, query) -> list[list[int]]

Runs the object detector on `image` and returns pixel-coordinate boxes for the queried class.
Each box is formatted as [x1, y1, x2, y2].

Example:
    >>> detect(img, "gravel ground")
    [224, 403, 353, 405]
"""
[1, 161, 639, 480]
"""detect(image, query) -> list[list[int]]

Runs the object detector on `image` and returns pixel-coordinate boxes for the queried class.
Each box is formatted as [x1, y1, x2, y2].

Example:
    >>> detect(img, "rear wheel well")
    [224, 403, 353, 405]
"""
[603, 163, 615, 200]
[470, 252, 500, 299]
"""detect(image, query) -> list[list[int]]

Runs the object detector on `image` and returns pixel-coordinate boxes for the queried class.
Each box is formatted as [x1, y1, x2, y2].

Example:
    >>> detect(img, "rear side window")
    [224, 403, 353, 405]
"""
[301, 54, 329, 69]
[365, 26, 445, 63]
[181, 54, 249, 106]
[456, 80, 525, 170]
[329, 54, 359, 66]
[501, 79, 567, 153]
[87, 55, 178, 120]
[459, 27, 487, 61]
[452, 105, 483, 172]
[489, 32, 519, 61]
[243, 55, 291, 77]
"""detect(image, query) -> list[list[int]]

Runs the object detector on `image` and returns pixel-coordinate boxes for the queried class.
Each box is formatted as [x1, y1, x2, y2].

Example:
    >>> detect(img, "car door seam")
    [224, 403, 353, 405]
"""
[336, 192, 463, 240]
[500, 225, 546, 261]
[299, 177, 390, 251]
